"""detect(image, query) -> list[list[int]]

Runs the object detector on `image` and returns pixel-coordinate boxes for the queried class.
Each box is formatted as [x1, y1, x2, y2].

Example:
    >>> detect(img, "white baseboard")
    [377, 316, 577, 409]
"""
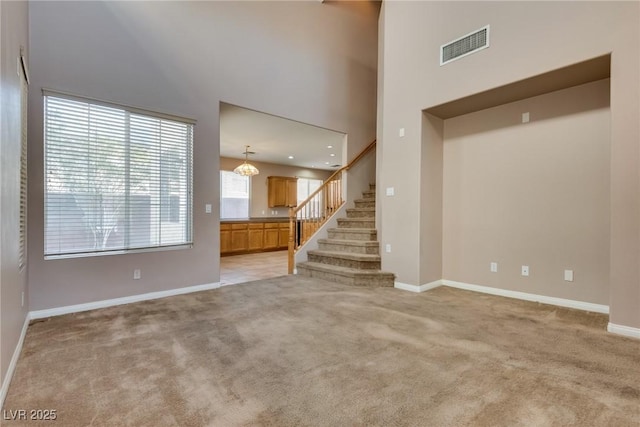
[0, 315, 30, 408]
[29, 282, 221, 320]
[395, 280, 443, 293]
[441, 280, 610, 314]
[0, 278, 636, 408]
[607, 322, 640, 339]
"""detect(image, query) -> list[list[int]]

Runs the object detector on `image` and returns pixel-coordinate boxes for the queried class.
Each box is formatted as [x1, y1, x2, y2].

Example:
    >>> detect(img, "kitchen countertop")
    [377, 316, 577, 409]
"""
[221, 217, 290, 224]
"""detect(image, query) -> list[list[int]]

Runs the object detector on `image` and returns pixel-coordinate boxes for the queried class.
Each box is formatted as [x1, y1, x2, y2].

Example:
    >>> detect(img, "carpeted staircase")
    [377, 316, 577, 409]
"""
[296, 184, 395, 287]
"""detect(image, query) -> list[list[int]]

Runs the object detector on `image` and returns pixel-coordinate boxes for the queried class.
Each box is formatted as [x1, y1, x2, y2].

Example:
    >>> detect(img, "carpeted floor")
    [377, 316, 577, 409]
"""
[3, 276, 639, 426]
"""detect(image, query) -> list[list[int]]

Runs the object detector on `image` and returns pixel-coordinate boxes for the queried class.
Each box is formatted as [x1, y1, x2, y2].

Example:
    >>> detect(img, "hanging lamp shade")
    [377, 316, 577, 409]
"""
[234, 145, 259, 176]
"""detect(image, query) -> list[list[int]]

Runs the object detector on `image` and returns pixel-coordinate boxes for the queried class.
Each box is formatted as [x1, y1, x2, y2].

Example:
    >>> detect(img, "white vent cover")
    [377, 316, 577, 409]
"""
[440, 25, 490, 66]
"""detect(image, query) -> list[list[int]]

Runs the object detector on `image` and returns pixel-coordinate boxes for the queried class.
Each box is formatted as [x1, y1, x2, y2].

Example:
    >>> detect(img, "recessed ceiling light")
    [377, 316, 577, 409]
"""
[327, 145, 333, 149]
[288, 155, 294, 159]
[325, 161, 330, 165]
[330, 153, 335, 157]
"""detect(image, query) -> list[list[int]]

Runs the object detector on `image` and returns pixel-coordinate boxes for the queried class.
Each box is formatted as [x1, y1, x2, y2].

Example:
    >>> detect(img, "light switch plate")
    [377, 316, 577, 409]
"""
[564, 269, 574, 282]
[490, 262, 498, 273]
[399, 128, 405, 137]
[521, 265, 529, 276]
[386, 187, 395, 196]
[205, 204, 212, 214]
[522, 112, 530, 123]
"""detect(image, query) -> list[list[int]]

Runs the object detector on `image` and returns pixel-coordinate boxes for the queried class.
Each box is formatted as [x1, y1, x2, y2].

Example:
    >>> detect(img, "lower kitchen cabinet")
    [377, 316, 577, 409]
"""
[263, 223, 280, 250]
[220, 224, 232, 253]
[278, 223, 290, 248]
[221, 220, 289, 255]
[248, 224, 264, 251]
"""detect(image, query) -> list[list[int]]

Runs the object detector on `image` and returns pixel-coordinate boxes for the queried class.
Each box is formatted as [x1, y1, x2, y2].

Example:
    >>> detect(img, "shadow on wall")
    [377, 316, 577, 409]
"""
[425, 55, 611, 138]
[438, 79, 611, 139]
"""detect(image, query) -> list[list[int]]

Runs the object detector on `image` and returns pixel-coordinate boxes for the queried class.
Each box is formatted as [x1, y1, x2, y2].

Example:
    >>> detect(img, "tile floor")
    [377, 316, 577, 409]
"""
[220, 250, 288, 286]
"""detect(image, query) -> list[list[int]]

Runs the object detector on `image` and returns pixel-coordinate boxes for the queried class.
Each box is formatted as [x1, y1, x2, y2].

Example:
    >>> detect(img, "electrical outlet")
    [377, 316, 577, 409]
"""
[134, 269, 141, 280]
[490, 262, 498, 273]
[521, 265, 529, 276]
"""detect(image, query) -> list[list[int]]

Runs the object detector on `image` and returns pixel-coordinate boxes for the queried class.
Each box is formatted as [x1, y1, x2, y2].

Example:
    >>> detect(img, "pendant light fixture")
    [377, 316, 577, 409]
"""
[234, 145, 259, 176]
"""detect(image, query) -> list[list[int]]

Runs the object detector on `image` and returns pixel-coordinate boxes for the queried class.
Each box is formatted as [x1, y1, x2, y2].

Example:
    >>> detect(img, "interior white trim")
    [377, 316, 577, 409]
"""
[29, 282, 221, 320]
[442, 280, 610, 314]
[0, 315, 30, 408]
[394, 280, 443, 293]
[607, 323, 640, 339]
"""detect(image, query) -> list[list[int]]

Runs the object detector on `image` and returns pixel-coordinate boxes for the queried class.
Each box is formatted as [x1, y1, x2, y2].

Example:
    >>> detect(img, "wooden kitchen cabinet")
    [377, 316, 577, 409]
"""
[278, 223, 289, 248]
[230, 223, 249, 252]
[221, 220, 290, 255]
[220, 223, 232, 253]
[263, 223, 280, 249]
[267, 176, 298, 208]
[248, 223, 264, 251]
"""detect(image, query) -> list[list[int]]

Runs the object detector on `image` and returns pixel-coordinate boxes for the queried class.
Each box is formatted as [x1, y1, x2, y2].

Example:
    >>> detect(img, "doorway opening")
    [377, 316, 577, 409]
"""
[218, 102, 346, 285]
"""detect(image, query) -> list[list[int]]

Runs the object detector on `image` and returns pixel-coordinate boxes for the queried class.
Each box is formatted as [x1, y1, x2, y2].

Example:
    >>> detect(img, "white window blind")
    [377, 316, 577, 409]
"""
[220, 171, 249, 219]
[44, 92, 194, 258]
[297, 177, 323, 219]
[297, 178, 323, 205]
[19, 58, 28, 270]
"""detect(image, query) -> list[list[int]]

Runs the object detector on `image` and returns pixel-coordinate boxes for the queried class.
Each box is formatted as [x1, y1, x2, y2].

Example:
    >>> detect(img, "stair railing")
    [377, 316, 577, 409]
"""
[288, 139, 376, 274]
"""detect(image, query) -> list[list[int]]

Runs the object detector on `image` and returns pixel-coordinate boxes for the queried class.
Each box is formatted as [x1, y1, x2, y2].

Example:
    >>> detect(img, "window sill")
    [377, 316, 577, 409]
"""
[44, 243, 193, 261]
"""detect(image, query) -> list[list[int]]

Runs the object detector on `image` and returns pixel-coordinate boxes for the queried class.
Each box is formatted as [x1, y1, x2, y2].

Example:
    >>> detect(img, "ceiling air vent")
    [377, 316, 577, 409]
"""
[440, 25, 489, 66]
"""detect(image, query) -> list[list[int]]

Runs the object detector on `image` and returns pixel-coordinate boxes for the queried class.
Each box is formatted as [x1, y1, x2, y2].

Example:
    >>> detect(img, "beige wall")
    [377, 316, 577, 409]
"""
[419, 113, 444, 285]
[443, 80, 610, 304]
[0, 0, 29, 396]
[219, 157, 332, 218]
[28, 1, 379, 311]
[378, 1, 639, 329]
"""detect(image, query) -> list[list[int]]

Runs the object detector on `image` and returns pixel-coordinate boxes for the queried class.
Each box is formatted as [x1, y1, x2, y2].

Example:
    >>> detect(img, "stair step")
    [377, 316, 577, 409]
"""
[294, 183, 391, 289]
[337, 218, 375, 229]
[308, 250, 381, 269]
[354, 198, 375, 208]
[346, 207, 375, 219]
[318, 239, 380, 254]
[362, 190, 376, 199]
[328, 228, 377, 241]
[297, 262, 395, 287]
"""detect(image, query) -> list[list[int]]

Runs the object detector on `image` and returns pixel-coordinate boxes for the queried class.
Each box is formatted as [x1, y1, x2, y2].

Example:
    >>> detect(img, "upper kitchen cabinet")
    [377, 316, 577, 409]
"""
[267, 176, 297, 208]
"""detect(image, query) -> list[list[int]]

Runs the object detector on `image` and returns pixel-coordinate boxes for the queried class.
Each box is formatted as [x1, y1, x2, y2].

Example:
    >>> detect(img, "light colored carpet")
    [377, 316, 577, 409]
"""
[3, 275, 639, 426]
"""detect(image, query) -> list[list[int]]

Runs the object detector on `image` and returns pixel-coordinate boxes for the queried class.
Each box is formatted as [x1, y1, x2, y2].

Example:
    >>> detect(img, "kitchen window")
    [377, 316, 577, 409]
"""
[220, 170, 250, 219]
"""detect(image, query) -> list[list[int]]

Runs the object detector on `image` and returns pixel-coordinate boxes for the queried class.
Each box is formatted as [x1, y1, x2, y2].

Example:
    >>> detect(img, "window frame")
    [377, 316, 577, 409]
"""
[297, 177, 323, 205]
[18, 51, 29, 270]
[220, 170, 251, 220]
[42, 89, 195, 259]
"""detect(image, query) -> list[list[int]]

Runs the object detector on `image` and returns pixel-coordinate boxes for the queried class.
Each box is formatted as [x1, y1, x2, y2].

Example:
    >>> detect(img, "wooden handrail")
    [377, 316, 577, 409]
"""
[292, 139, 376, 215]
[288, 139, 376, 274]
